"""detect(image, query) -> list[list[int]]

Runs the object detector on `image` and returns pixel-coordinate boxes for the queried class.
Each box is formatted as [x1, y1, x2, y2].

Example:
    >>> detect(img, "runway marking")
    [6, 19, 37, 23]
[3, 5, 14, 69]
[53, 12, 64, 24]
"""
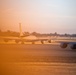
[3, 62, 76, 66]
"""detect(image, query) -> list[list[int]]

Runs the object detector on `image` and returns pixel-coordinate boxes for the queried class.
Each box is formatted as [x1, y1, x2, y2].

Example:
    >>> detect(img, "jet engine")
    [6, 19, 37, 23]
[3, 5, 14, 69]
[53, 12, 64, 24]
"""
[60, 43, 68, 48]
[4, 39, 9, 42]
[48, 40, 51, 43]
[70, 44, 76, 49]
[41, 41, 44, 44]
[15, 40, 20, 44]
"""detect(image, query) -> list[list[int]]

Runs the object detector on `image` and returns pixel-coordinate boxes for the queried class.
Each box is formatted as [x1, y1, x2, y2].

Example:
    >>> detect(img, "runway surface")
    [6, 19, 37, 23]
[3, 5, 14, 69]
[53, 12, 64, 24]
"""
[0, 44, 76, 75]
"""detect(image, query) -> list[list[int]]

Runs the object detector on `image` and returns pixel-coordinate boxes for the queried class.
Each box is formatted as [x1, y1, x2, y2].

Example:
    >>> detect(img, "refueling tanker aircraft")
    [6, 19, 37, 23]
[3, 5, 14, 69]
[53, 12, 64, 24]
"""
[0, 23, 76, 50]
[0, 23, 51, 44]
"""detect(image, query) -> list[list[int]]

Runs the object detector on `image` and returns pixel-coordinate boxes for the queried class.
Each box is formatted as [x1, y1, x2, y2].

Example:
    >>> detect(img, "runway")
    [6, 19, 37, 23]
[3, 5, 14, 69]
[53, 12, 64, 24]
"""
[0, 44, 76, 75]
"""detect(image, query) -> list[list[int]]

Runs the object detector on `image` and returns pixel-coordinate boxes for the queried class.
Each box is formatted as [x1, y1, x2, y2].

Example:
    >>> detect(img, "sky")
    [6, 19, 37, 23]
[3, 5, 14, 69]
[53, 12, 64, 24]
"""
[0, 0, 76, 34]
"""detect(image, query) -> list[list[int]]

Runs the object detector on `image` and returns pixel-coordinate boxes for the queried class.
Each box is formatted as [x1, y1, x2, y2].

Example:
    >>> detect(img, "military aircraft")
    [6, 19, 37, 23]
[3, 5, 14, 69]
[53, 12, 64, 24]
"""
[0, 23, 51, 44]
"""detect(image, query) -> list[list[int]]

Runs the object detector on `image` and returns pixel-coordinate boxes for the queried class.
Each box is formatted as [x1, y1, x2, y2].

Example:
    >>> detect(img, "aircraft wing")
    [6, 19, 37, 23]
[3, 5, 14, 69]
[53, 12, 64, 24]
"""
[54, 39, 76, 50]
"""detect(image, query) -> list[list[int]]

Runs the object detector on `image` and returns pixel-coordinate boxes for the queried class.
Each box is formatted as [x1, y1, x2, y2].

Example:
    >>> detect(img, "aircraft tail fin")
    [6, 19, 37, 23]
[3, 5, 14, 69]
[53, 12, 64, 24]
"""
[19, 23, 23, 37]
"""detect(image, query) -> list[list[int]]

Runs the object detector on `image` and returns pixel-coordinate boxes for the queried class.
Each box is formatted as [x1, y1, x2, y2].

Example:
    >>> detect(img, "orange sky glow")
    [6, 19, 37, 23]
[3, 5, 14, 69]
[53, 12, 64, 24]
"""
[0, 0, 76, 34]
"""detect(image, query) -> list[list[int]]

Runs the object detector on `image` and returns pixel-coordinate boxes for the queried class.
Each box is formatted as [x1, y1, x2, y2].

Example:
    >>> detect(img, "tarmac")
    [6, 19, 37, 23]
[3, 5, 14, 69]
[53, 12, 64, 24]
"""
[0, 44, 76, 75]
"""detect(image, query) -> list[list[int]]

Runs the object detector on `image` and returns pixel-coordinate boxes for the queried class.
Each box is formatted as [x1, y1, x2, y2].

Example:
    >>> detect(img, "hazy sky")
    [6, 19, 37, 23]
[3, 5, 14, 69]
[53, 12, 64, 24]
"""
[0, 0, 76, 34]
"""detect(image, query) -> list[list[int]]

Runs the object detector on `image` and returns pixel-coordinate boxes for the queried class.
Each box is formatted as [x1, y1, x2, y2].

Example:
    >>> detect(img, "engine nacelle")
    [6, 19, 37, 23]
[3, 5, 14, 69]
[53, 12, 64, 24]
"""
[48, 40, 51, 43]
[4, 39, 9, 42]
[70, 44, 76, 49]
[41, 41, 44, 44]
[15, 40, 20, 43]
[60, 43, 68, 48]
